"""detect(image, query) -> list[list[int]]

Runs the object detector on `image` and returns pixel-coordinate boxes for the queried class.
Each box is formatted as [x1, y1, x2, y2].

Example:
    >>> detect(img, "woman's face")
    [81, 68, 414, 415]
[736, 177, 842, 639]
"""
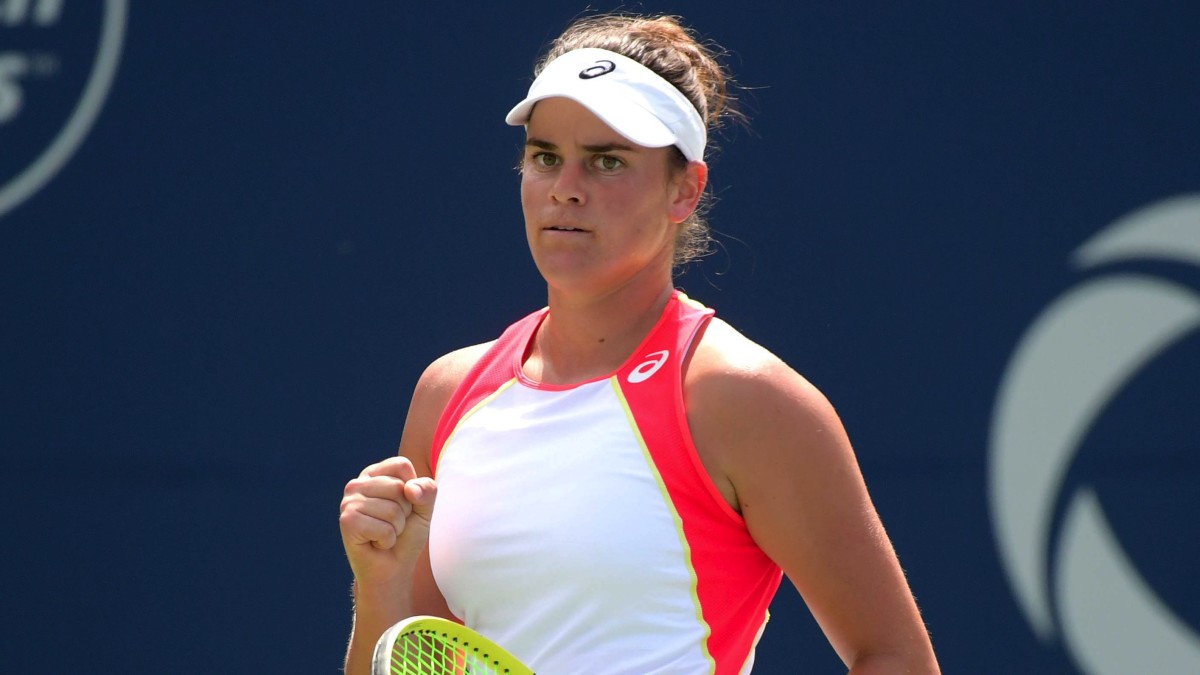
[520, 97, 702, 297]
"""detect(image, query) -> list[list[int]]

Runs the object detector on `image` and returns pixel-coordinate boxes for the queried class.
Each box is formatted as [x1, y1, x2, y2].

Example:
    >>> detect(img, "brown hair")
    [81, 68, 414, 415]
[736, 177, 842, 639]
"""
[535, 13, 740, 270]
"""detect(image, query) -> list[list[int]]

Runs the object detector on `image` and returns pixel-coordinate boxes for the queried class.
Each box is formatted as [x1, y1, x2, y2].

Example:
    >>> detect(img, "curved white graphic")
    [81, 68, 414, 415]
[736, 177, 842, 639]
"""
[1058, 489, 1200, 674]
[0, 0, 128, 220]
[989, 194, 1200, 673]
[627, 350, 670, 384]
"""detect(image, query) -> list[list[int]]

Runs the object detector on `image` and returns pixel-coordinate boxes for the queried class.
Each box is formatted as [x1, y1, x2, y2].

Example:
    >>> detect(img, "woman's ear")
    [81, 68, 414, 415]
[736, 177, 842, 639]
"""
[667, 160, 708, 224]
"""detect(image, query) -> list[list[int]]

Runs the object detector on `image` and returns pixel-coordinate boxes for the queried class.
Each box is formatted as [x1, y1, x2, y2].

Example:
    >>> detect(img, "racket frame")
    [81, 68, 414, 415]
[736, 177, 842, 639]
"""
[371, 615, 534, 675]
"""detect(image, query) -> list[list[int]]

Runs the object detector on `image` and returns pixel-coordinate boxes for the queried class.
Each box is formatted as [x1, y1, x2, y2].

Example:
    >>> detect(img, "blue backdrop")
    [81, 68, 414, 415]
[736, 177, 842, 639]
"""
[3, 2, 1197, 673]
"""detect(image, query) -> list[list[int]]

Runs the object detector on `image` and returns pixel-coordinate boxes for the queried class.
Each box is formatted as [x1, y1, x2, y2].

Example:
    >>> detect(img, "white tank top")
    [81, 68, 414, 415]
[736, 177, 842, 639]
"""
[429, 292, 782, 674]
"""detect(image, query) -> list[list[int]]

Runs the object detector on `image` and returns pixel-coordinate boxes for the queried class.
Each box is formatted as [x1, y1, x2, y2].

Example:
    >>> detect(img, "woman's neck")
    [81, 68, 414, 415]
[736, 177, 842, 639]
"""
[526, 279, 675, 385]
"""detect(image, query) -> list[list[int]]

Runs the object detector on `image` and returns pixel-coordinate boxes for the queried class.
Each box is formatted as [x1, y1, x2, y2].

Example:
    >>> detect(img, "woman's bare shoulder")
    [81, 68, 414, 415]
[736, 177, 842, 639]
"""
[417, 341, 496, 396]
[689, 317, 820, 398]
[399, 341, 496, 470]
[686, 317, 841, 468]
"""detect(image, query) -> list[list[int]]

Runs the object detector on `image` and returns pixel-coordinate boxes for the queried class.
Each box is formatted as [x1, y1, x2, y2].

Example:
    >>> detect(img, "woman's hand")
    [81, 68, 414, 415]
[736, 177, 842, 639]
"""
[339, 456, 438, 584]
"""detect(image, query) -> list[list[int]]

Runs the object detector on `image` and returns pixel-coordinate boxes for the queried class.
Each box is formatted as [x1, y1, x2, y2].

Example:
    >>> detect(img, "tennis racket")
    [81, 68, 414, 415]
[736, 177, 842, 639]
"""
[372, 615, 535, 675]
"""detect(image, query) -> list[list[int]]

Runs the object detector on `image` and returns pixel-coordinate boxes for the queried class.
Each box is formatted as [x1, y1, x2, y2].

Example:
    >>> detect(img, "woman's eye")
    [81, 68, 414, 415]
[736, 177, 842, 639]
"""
[594, 155, 623, 171]
[531, 152, 559, 168]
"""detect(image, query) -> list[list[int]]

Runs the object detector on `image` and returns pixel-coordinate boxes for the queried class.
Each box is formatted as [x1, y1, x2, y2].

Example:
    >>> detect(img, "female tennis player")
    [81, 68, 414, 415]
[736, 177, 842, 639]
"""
[339, 12, 940, 674]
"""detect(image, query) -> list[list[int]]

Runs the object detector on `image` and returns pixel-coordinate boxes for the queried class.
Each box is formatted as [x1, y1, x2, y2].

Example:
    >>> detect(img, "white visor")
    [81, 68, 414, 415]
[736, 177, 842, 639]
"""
[505, 47, 707, 162]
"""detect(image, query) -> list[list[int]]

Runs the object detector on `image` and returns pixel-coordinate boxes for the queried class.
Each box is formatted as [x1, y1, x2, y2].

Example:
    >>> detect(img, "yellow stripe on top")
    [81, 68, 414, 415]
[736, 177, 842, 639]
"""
[609, 375, 718, 675]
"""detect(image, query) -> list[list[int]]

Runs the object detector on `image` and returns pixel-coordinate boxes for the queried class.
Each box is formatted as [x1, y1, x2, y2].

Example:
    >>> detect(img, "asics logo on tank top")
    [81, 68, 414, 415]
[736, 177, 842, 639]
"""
[627, 350, 670, 384]
[578, 59, 615, 79]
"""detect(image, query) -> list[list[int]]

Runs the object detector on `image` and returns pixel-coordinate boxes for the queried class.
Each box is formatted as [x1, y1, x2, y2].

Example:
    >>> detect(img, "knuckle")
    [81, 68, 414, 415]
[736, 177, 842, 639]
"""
[343, 476, 367, 496]
[337, 507, 360, 531]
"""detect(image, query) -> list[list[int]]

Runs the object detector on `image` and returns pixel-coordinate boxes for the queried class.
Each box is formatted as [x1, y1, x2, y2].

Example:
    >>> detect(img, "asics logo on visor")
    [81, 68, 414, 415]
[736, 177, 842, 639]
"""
[578, 60, 616, 79]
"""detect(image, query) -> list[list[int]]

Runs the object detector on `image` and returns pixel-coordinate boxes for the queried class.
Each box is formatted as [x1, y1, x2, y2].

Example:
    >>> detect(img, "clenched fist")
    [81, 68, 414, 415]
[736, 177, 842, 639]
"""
[339, 456, 438, 584]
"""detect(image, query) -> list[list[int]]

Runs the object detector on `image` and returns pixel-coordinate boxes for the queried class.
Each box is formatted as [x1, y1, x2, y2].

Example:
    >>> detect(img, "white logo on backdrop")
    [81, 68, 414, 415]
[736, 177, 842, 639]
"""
[0, 0, 128, 219]
[989, 195, 1200, 674]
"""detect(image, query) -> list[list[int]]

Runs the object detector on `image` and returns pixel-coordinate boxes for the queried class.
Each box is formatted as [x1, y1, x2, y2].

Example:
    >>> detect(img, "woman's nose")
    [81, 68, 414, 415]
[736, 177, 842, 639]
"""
[550, 163, 586, 205]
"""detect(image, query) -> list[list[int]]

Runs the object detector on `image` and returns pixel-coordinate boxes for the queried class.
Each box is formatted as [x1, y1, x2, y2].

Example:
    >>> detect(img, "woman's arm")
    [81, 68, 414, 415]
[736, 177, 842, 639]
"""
[687, 321, 940, 673]
[338, 343, 489, 674]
